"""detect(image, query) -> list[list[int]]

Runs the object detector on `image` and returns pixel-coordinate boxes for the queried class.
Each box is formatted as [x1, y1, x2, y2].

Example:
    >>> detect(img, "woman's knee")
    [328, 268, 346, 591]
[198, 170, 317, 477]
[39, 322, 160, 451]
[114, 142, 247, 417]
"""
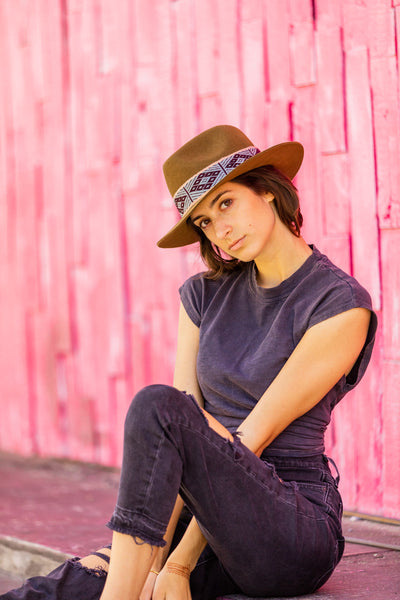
[124, 384, 182, 436]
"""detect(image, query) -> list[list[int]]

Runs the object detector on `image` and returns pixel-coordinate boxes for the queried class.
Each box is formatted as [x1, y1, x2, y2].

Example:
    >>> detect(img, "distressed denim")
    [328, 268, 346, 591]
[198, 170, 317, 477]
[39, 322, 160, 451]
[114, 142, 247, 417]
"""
[107, 384, 344, 599]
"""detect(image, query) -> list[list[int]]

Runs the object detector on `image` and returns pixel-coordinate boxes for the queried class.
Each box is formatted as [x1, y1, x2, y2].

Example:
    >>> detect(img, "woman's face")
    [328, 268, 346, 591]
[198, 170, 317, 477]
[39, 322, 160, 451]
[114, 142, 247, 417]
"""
[190, 181, 277, 262]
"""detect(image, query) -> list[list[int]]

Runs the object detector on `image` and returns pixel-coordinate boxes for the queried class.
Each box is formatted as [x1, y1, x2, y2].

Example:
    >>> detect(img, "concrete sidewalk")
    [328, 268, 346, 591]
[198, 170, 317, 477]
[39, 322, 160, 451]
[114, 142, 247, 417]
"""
[0, 451, 399, 598]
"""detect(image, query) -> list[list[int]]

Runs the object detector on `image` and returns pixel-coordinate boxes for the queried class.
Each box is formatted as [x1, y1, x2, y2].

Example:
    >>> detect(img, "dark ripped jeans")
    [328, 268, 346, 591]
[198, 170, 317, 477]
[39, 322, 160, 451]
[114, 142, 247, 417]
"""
[107, 384, 344, 599]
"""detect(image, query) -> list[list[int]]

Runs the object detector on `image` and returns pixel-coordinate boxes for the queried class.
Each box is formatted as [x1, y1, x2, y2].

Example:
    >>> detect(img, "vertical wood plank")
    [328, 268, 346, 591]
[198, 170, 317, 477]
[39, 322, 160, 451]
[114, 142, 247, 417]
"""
[171, 0, 199, 145]
[345, 47, 381, 309]
[193, 0, 221, 128]
[216, 0, 241, 127]
[367, 0, 396, 57]
[328, 397, 359, 510]
[0, 275, 32, 455]
[0, 3, 10, 265]
[263, 0, 291, 101]
[2, 1, 42, 317]
[342, 0, 368, 51]
[370, 56, 400, 229]
[397, 7, 400, 66]
[381, 230, 400, 361]
[118, 1, 140, 194]
[291, 86, 323, 247]
[315, 25, 346, 153]
[314, 0, 346, 153]
[288, 0, 316, 86]
[64, 1, 91, 267]
[239, 0, 266, 140]
[263, 0, 292, 145]
[71, 266, 99, 462]
[328, 337, 383, 515]
[320, 154, 350, 235]
[138, 0, 175, 163]
[382, 361, 400, 518]
[31, 311, 62, 456]
[40, 0, 71, 356]
[0, 1, 40, 456]
[353, 351, 384, 514]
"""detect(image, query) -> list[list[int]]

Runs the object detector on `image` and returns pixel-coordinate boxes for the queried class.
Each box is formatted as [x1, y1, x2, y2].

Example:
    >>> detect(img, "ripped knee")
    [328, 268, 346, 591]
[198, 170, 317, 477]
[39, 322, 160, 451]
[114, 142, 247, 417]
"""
[77, 546, 111, 576]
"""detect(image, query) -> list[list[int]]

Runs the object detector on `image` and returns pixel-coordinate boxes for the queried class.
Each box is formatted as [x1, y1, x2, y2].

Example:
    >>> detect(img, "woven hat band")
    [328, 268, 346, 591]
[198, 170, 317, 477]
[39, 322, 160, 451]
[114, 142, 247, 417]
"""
[173, 146, 260, 216]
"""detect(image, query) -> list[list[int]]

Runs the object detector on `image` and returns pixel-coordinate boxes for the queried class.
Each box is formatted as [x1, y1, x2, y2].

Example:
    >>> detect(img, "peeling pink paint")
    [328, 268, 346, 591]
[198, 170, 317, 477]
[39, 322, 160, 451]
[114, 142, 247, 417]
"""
[0, 0, 398, 518]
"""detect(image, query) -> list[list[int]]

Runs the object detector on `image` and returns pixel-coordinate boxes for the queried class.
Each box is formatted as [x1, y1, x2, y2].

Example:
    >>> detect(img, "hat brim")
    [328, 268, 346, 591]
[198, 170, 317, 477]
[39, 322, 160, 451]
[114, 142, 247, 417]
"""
[157, 141, 304, 248]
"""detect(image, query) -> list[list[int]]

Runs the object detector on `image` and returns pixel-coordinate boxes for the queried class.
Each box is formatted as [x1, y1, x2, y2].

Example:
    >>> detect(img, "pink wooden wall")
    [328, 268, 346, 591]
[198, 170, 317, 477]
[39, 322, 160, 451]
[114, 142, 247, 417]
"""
[0, 0, 399, 519]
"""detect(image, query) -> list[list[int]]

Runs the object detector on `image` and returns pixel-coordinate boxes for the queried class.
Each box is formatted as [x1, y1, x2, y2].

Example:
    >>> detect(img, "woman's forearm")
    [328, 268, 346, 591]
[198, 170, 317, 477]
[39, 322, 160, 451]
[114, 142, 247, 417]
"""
[151, 495, 185, 571]
[166, 516, 207, 572]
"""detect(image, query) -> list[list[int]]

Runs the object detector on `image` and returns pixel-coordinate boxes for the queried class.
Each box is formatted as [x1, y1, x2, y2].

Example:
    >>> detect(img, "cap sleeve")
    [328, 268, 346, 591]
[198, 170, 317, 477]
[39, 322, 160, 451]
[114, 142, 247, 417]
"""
[302, 265, 378, 401]
[179, 274, 204, 327]
[344, 309, 377, 392]
[307, 272, 374, 331]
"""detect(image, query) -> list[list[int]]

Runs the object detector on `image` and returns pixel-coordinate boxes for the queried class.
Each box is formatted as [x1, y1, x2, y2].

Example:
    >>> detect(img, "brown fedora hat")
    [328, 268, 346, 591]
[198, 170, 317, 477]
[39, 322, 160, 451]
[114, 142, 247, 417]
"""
[157, 125, 304, 248]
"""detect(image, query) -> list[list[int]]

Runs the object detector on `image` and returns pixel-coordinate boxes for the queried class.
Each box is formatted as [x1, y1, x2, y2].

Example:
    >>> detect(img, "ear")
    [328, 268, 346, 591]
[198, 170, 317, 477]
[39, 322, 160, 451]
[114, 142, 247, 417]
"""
[264, 192, 275, 203]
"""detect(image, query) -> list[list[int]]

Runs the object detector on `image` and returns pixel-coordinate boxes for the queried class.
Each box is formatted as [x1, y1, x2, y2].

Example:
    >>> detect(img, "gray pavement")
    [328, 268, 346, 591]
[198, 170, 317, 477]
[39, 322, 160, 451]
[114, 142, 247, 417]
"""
[0, 452, 399, 598]
[0, 570, 22, 596]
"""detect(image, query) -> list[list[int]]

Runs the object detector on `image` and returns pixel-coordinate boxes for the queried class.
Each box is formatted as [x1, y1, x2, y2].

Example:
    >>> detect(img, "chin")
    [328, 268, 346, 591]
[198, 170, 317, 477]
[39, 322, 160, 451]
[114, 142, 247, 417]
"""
[229, 249, 257, 263]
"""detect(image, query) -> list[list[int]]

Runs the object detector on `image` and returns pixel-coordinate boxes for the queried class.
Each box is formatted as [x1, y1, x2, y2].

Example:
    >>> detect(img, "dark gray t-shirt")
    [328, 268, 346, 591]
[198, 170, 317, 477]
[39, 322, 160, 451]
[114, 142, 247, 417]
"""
[179, 246, 377, 458]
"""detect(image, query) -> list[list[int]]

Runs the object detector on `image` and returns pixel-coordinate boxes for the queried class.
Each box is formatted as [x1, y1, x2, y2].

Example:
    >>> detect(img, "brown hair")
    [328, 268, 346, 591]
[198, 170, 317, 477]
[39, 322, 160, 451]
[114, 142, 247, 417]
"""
[188, 165, 303, 279]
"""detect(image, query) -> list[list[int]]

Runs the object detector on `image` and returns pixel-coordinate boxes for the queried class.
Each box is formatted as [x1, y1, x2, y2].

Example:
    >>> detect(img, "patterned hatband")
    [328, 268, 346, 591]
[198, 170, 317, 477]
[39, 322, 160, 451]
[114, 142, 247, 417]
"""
[173, 146, 260, 216]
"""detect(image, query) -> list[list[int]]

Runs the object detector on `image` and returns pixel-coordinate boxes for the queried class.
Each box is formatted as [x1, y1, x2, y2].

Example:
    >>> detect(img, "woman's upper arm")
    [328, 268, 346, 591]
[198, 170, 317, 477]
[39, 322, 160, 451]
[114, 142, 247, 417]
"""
[239, 307, 372, 456]
[173, 302, 204, 406]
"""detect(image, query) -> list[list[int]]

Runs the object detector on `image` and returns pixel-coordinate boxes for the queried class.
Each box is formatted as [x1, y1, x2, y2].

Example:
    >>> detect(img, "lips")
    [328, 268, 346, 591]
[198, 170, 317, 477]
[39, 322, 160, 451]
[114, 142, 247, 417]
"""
[228, 236, 245, 251]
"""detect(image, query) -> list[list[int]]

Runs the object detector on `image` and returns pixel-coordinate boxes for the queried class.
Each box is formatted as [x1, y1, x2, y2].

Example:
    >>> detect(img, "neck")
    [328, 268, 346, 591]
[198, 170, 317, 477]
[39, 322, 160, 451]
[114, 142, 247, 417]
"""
[254, 226, 312, 288]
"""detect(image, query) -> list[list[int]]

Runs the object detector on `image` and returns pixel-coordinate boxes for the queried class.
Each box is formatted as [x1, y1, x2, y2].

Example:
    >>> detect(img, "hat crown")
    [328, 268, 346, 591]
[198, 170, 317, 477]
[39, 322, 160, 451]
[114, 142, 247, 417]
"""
[163, 125, 254, 198]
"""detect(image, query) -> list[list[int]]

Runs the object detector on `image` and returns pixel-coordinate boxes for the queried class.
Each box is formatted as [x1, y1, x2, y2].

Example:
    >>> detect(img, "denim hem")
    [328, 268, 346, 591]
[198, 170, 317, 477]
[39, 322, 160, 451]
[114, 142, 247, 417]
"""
[106, 514, 167, 548]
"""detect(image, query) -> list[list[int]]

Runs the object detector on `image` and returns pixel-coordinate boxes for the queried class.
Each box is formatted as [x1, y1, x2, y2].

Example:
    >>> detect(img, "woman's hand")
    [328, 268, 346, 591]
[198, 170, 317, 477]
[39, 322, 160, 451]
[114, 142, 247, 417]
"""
[152, 516, 205, 600]
[153, 562, 192, 600]
[139, 570, 159, 600]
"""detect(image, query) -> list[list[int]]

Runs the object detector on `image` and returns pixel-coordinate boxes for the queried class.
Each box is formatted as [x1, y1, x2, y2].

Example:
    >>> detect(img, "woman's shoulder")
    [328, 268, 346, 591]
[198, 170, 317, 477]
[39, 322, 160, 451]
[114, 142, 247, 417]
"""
[299, 247, 376, 334]
[308, 247, 373, 308]
[179, 267, 247, 327]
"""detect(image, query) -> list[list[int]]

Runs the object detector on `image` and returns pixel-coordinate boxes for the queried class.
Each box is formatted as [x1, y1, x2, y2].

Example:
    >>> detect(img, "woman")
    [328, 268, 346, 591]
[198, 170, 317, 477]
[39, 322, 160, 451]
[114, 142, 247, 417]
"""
[3, 125, 377, 600]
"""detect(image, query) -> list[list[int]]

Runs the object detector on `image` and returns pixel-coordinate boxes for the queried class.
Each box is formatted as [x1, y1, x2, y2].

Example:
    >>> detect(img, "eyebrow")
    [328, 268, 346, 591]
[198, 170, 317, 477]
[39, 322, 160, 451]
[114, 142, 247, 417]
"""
[191, 190, 232, 224]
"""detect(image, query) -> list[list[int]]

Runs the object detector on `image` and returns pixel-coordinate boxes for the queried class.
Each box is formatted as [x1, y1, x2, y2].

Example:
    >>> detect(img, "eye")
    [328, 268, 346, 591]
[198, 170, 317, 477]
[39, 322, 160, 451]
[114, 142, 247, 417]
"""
[220, 198, 232, 210]
[198, 218, 210, 230]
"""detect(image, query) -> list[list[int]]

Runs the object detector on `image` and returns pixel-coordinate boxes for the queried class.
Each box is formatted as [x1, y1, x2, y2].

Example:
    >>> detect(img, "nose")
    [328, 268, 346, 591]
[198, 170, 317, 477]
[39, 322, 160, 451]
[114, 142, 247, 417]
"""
[214, 217, 232, 240]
